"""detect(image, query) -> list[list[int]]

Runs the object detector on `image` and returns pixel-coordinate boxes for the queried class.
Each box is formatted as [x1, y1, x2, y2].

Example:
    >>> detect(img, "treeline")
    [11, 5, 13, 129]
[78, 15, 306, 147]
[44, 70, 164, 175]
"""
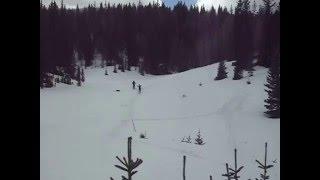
[40, 0, 280, 85]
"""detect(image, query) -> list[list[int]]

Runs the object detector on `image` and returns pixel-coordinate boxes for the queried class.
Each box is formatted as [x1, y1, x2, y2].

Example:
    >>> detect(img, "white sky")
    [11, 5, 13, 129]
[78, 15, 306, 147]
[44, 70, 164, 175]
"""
[42, 0, 279, 9]
[196, 0, 280, 10]
[42, 0, 163, 8]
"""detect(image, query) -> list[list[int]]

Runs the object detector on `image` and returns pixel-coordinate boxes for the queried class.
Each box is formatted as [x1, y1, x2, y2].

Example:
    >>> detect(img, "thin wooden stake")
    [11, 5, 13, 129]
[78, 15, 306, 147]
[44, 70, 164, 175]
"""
[183, 156, 186, 180]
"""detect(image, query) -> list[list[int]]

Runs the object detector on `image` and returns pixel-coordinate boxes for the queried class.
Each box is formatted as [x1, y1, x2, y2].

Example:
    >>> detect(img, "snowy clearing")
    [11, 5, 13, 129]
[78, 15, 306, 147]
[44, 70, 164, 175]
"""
[40, 62, 280, 180]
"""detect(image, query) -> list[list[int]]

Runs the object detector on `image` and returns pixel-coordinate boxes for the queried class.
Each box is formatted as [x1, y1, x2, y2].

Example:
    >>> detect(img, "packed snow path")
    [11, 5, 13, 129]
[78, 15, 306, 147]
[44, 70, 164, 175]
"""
[40, 62, 280, 180]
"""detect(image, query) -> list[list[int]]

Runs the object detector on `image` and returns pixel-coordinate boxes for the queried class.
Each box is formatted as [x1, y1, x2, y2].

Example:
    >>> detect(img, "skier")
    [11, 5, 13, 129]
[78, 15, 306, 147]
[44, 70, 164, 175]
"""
[138, 84, 142, 94]
[132, 81, 136, 89]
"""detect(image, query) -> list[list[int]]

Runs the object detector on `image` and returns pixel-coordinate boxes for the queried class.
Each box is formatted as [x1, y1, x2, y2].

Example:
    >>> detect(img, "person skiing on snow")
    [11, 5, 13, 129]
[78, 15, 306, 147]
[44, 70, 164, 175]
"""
[132, 81, 136, 89]
[138, 84, 142, 94]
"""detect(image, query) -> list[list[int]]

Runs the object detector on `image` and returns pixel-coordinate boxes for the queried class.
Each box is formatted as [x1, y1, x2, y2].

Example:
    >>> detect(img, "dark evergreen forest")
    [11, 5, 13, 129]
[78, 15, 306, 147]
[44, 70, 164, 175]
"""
[40, 0, 279, 85]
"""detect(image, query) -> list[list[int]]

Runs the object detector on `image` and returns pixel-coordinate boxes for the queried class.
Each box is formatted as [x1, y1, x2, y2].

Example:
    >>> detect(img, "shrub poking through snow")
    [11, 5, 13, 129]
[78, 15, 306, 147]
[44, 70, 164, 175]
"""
[249, 70, 254, 77]
[222, 149, 244, 180]
[41, 73, 55, 88]
[61, 73, 72, 85]
[181, 135, 191, 143]
[140, 131, 147, 139]
[112, 137, 143, 180]
[140, 133, 145, 139]
[255, 142, 273, 180]
[194, 130, 205, 145]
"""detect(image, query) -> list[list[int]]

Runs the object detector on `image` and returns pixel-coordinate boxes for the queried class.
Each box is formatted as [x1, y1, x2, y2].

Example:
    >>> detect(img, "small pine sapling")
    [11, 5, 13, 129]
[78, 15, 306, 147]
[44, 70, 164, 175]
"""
[113, 137, 143, 180]
[181, 136, 186, 142]
[222, 163, 232, 180]
[181, 135, 191, 143]
[255, 142, 273, 180]
[194, 130, 205, 145]
[229, 149, 244, 180]
[186, 135, 191, 143]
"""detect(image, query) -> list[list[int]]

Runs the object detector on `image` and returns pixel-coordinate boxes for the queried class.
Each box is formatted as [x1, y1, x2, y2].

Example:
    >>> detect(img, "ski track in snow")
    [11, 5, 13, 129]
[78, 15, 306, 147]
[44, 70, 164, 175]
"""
[217, 91, 249, 148]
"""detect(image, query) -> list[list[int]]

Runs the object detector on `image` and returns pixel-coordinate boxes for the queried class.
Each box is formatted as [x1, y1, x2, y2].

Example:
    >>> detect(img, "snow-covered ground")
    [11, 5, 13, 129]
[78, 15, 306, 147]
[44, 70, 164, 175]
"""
[40, 62, 280, 180]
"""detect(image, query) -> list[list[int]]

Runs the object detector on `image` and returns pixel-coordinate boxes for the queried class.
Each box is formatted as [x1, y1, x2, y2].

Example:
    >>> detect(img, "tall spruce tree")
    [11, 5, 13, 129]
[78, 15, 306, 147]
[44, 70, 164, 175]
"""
[259, 0, 277, 67]
[215, 61, 228, 80]
[233, 62, 243, 80]
[76, 66, 81, 86]
[81, 68, 85, 82]
[264, 57, 280, 118]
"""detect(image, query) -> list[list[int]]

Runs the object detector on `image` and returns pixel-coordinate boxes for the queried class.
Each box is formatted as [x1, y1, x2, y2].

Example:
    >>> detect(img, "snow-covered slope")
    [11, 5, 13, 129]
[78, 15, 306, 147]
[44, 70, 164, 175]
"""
[40, 62, 280, 180]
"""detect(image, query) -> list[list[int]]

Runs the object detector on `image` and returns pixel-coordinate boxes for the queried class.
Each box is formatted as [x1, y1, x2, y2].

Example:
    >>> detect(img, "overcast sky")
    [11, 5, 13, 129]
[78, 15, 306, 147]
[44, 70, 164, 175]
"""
[42, 0, 279, 9]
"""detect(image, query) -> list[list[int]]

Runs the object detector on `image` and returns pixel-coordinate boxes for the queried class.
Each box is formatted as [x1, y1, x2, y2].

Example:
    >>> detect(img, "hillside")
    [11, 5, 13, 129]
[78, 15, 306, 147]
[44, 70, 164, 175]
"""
[40, 62, 280, 180]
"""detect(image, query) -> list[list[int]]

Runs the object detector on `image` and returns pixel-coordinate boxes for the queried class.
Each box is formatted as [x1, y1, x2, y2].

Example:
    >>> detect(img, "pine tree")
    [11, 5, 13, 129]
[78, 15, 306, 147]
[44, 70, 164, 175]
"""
[76, 66, 81, 86]
[255, 142, 274, 180]
[259, 0, 277, 67]
[194, 130, 205, 145]
[81, 68, 85, 82]
[247, 69, 254, 84]
[138, 57, 145, 76]
[215, 61, 228, 80]
[40, 0, 279, 85]
[113, 137, 143, 180]
[233, 63, 243, 80]
[105, 67, 108, 75]
[264, 58, 280, 118]
[224, 149, 244, 180]
[119, 49, 127, 72]
[113, 64, 117, 73]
